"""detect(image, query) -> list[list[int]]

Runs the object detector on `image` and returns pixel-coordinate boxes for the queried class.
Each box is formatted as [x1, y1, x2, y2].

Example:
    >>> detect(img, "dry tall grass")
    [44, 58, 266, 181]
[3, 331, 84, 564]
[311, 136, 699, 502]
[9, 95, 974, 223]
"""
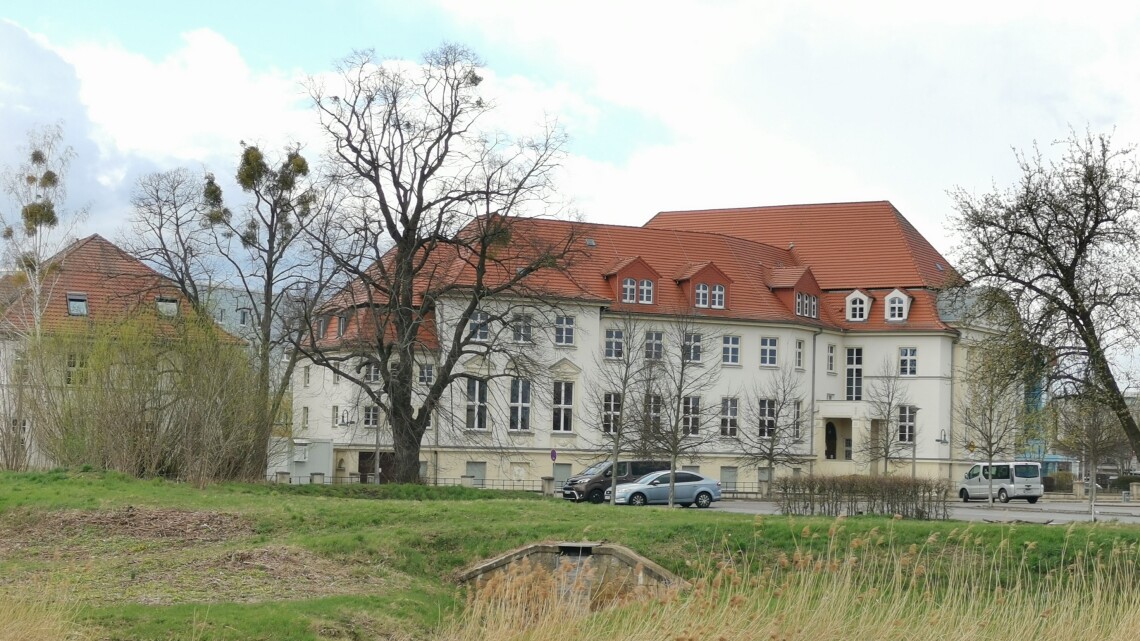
[0, 590, 83, 641]
[440, 519, 1140, 641]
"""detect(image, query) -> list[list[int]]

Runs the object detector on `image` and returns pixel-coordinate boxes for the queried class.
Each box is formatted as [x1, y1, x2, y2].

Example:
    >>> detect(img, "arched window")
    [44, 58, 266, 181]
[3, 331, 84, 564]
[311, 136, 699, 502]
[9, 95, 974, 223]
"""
[621, 277, 637, 303]
[848, 297, 866, 321]
[639, 279, 654, 304]
[711, 284, 725, 309]
[695, 283, 709, 307]
[888, 296, 906, 320]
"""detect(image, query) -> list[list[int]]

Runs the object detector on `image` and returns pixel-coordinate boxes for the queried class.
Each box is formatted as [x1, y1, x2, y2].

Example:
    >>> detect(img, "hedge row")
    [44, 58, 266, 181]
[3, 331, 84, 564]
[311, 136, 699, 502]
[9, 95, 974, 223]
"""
[774, 475, 951, 520]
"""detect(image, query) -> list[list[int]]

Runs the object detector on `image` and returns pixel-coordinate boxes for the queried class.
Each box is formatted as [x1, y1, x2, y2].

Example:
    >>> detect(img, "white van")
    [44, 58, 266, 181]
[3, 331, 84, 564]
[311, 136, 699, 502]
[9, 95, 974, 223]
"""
[957, 461, 1044, 504]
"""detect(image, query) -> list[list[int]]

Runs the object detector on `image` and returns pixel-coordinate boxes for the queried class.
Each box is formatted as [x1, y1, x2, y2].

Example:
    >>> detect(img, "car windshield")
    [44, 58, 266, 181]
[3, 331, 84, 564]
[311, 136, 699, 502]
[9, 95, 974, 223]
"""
[579, 462, 609, 476]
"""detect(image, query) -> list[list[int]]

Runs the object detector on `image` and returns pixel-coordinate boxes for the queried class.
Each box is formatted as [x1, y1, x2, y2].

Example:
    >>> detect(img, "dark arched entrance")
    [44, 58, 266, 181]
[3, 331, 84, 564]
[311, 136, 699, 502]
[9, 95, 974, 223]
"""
[825, 422, 837, 460]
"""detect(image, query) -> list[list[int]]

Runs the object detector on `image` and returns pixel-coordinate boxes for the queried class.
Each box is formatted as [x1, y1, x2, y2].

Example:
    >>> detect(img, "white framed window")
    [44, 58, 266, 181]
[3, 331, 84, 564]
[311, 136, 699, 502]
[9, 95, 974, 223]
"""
[645, 394, 663, 430]
[827, 344, 836, 372]
[795, 339, 804, 368]
[796, 292, 804, 315]
[682, 396, 701, 435]
[67, 293, 88, 317]
[554, 316, 575, 345]
[156, 297, 179, 317]
[332, 369, 340, 385]
[337, 314, 347, 337]
[796, 292, 818, 318]
[512, 314, 532, 343]
[720, 397, 738, 436]
[468, 311, 490, 342]
[760, 337, 778, 367]
[602, 392, 622, 433]
[722, 335, 740, 365]
[757, 399, 776, 438]
[888, 296, 906, 320]
[810, 295, 818, 318]
[509, 378, 531, 430]
[694, 283, 709, 307]
[301, 406, 309, 430]
[621, 277, 637, 303]
[364, 405, 380, 428]
[363, 362, 382, 383]
[683, 333, 702, 363]
[553, 381, 574, 432]
[846, 347, 863, 401]
[303, 365, 311, 387]
[241, 309, 251, 327]
[418, 364, 434, 384]
[466, 378, 488, 430]
[315, 315, 326, 337]
[331, 405, 339, 427]
[604, 329, 624, 359]
[898, 405, 917, 443]
[644, 331, 663, 360]
[899, 347, 917, 376]
[639, 279, 654, 304]
[793, 400, 802, 438]
[711, 284, 725, 309]
[846, 292, 869, 321]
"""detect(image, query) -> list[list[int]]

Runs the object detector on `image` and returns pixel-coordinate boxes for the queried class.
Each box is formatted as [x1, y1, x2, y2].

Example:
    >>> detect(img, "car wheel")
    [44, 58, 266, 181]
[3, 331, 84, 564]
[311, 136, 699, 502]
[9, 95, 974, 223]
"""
[587, 488, 605, 504]
[695, 492, 713, 509]
[960, 489, 970, 503]
[1027, 497, 1039, 504]
[679, 503, 692, 508]
[998, 489, 1009, 503]
[630, 493, 647, 506]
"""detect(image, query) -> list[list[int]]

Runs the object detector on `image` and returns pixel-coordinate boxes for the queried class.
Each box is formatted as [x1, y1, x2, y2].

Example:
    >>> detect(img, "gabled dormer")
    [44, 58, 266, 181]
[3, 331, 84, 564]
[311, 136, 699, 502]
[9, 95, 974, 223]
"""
[884, 288, 911, 321]
[603, 256, 662, 305]
[674, 262, 733, 310]
[846, 290, 871, 322]
[768, 266, 823, 320]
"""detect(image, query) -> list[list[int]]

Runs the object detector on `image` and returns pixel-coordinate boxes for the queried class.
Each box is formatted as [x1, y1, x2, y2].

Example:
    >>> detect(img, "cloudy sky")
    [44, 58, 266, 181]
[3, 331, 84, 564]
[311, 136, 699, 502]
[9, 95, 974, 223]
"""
[3, 1, 1140, 258]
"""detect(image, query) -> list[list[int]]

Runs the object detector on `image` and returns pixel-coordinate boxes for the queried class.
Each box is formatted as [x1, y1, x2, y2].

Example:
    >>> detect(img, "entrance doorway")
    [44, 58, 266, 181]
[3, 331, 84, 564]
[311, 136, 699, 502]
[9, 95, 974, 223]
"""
[358, 451, 397, 483]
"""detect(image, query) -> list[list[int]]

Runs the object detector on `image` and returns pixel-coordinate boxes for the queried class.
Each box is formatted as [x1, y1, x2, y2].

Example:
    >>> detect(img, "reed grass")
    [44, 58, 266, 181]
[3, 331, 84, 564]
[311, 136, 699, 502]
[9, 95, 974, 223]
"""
[0, 589, 83, 641]
[441, 517, 1140, 641]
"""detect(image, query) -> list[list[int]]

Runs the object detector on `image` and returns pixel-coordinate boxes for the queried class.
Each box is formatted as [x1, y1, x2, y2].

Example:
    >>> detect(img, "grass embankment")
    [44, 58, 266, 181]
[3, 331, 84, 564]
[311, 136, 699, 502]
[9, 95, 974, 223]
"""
[2, 470, 1140, 640]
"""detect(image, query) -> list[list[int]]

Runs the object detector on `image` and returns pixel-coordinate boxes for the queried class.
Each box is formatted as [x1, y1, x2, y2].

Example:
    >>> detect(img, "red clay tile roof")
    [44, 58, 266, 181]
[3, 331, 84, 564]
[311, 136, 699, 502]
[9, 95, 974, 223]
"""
[0, 234, 196, 335]
[768, 266, 810, 289]
[645, 201, 958, 290]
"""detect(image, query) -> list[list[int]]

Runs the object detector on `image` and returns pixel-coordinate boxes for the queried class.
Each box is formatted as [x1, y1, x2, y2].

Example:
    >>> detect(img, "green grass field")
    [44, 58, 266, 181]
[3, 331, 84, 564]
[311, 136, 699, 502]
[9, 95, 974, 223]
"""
[3, 470, 1140, 640]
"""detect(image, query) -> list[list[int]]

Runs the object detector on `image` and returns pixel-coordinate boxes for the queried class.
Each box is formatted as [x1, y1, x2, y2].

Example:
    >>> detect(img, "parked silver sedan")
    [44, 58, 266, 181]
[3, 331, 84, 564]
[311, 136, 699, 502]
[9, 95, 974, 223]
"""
[604, 470, 722, 508]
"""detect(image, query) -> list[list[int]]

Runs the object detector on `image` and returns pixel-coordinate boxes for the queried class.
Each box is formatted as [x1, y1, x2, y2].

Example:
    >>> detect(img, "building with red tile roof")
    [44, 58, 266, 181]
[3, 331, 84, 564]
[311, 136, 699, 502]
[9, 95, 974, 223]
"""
[284, 203, 1000, 493]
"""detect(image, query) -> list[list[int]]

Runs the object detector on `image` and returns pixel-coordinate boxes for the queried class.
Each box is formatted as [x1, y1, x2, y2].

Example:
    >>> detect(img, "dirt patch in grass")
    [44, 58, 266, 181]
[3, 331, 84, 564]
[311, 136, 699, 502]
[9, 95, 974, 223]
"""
[0, 507, 405, 606]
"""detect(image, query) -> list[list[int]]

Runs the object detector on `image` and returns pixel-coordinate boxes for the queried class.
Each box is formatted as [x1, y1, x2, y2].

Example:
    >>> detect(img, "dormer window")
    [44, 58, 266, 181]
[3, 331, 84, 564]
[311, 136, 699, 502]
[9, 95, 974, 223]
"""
[621, 278, 637, 303]
[795, 292, 819, 319]
[695, 283, 709, 308]
[885, 289, 910, 321]
[846, 291, 870, 322]
[711, 284, 725, 309]
[156, 297, 179, 317]
[337, 314, 348, 337]
[639, 279, 654, 304]
[66, 293, 88, 317]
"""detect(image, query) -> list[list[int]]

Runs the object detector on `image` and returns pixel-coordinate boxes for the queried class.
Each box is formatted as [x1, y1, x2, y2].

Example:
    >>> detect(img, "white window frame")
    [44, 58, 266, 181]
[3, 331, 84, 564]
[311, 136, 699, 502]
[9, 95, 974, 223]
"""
[604, 328, 624, 359]
[553, 381, 574, 432]
[711, 284, 725, 309]
[846, 347, 863, 401]
[156, 297, 179, 317]
[899, 347, 917, 377]
[888, 296, 906, 320]
[757, 398, 776, 438]
[364, 405, 380, 428]
[683, 333, 702, 363]
[67, 292, 88, 317]
[847, 292, 869, 321]
[644, 331, 663, 360]
[363, 362, 382, 383]
[466, 378, 488, 430]
[795, 339, 804, 369]
[331, 405, 339, 428]
[682, 396, 701, 435]
[303, 365, 311, 387]
[469, 311, 490, 342]
[694, 283, 709, 308]
[722, 335, 740, 365]
[898, 405, 917, 443]
[720, 397, 738, 436]
[509, 378, 531, 431]
[337, 314, 347, 337]
[827, 344, 836, 373]
[621, 277, 637, 303]
[301, 406, 309, 430]
[760, 337, 778, 367]
[793, 400, 802, 438]
[602, 391, 622, 433]
[554, 316, 575, 346]
[645, 394, 663, 430]
[512, 314, 532, 343]
[639, 279, 654, 304]
[418, 364, 435, 384]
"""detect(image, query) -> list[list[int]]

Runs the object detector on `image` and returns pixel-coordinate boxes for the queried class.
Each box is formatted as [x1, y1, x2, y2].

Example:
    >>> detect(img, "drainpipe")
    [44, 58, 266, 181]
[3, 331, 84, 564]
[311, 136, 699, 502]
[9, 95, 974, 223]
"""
[948, 335, 958, 486]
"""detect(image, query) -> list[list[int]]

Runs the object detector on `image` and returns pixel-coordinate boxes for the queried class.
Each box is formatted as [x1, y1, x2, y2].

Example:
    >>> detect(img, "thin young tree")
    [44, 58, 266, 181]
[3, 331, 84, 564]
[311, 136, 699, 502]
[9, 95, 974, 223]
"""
[859, 357, 915, 475]
[299, 44, 579, 483]
[1052, 391, 1133, 517]
[737, 365, 812, 491]
[635, 313, 721, 506]
[950, 130, 1140, 460]
[585, 313, 654, 504]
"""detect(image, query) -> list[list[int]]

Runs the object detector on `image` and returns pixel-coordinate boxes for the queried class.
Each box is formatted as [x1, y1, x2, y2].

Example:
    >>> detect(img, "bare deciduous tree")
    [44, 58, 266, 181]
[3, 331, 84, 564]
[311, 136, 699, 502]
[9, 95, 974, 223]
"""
[858, 358, 915, 475]
[737, 365, 812, 490]
[950, 130, 1140, 460]
[298, 44, 579, 483]
[1052, 392, 1133, 515]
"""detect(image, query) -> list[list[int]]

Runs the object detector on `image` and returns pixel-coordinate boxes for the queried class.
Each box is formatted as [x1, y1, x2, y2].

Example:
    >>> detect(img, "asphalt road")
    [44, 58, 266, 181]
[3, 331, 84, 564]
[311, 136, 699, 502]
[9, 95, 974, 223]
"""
[714, 498, 1140, 524]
